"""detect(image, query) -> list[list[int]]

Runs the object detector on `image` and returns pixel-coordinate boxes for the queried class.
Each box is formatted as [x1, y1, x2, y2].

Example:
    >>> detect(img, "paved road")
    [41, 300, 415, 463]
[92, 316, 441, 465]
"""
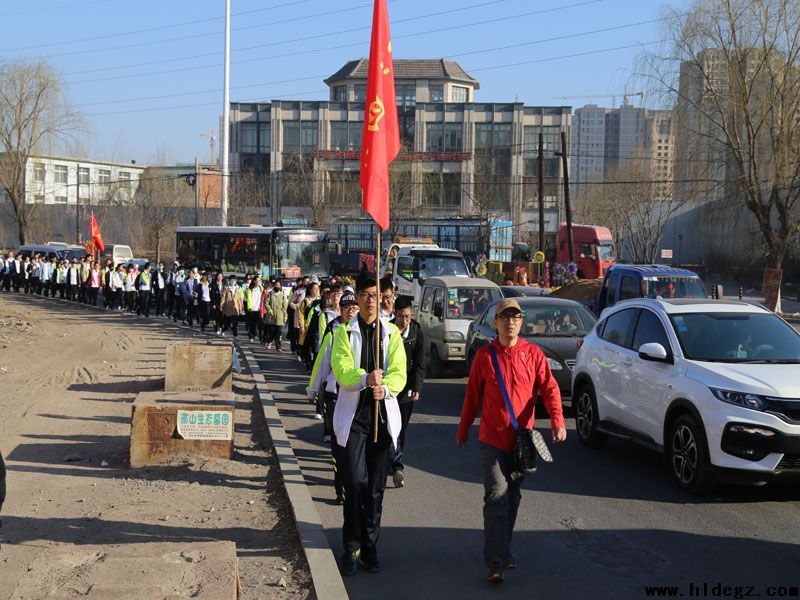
[251, 346, 799, 600]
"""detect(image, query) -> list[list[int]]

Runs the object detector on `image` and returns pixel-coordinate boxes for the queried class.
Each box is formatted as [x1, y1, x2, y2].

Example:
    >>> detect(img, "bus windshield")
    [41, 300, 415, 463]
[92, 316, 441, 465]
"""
[275, 231, 328, 277]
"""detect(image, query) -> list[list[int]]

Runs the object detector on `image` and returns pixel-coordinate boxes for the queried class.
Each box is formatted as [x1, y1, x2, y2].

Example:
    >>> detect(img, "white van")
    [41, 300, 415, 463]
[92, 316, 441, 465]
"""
[418, 276, 502, 377]
[101, 244, 133, 266]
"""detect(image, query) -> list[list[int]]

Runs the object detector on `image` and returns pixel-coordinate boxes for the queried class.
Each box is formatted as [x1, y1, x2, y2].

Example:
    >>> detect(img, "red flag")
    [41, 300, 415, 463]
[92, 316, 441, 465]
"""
[359, 0, 400, 232]
[90, 211, 105, 253]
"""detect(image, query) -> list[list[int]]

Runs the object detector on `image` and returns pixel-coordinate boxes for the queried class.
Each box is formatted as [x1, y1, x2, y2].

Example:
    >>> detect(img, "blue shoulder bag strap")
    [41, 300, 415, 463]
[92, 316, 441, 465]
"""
[489, 346, 519, 432]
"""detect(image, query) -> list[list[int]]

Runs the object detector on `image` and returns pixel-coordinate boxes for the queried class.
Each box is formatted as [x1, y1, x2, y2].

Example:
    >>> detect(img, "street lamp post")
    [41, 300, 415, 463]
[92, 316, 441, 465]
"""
[221, 0, 230, 226]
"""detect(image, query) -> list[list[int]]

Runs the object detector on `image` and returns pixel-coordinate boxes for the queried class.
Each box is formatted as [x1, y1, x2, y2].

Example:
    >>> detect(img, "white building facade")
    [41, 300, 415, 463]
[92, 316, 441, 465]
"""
[18, 155, 144, 206]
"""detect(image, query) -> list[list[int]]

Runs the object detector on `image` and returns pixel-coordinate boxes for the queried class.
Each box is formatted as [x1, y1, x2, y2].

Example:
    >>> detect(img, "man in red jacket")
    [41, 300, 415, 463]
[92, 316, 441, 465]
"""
[458, 298, 567, 584]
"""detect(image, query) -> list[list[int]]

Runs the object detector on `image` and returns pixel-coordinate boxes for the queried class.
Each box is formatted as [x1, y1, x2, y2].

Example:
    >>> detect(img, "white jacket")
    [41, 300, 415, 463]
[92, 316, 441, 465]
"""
[332, 317, 403, 449]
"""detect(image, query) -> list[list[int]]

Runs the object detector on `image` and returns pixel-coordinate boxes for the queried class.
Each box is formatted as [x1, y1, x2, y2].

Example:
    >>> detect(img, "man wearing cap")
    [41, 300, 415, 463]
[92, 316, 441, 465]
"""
[307, 291, 359, 501]
[457, 298, 567, 584]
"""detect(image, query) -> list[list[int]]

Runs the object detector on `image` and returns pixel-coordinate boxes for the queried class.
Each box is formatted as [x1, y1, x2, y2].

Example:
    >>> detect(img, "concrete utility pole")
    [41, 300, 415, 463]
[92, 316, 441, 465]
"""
[538, 132, 545, 256]
[221, 0, 231, 226]
[194, 157, 200, 227]
[75, 164, 81, 245]
[559, 130, 575, 263]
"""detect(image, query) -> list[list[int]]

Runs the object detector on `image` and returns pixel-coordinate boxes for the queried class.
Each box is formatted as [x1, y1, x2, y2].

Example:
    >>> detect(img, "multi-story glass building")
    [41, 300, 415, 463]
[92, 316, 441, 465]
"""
[227, 59, 571, 247]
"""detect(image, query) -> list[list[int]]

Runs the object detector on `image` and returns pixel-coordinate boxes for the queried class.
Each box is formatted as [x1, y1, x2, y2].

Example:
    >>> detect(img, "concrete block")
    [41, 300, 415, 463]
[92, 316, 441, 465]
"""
[130, 391, 236, 468]
[11, 541, 239, 600]
[165, 341, 233, 391]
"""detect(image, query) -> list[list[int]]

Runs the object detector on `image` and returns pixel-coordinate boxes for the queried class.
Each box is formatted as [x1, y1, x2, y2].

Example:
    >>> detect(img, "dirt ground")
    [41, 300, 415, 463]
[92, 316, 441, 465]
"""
[0, 294, 314, 599]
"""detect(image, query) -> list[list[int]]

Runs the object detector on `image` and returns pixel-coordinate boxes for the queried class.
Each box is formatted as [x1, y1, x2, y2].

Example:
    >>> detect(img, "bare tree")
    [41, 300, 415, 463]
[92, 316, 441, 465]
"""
[230, 169, 269, 225]
[643, 0, 800, 270]
[576, 158, 687, 262]
[0, 59, 84, 245]
[133, 166, 179, 263]
[281, 153, 326, 226]
[467, 150, 512, 253]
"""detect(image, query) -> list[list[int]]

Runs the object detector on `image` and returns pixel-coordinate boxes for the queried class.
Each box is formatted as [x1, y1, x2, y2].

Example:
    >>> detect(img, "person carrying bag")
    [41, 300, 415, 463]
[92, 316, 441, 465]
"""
[458, 298, 566, 584]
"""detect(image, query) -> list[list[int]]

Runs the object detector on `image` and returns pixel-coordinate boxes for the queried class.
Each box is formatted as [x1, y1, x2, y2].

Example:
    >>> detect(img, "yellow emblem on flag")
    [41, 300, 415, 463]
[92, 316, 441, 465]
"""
[367, 96, 386, 132]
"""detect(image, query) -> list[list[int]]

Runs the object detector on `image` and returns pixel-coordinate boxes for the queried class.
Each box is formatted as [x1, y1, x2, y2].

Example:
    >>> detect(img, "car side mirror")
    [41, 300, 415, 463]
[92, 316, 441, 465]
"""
[638, 342, 672, 363]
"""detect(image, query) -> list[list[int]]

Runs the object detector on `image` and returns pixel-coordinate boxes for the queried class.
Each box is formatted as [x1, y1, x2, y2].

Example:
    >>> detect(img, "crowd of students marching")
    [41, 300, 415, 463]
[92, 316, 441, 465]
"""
[2, 251, 365, 349]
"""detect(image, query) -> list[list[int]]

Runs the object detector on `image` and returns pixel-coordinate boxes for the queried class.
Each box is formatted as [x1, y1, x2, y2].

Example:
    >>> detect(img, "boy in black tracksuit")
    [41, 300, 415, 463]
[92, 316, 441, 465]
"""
[388, 296, 426, 488]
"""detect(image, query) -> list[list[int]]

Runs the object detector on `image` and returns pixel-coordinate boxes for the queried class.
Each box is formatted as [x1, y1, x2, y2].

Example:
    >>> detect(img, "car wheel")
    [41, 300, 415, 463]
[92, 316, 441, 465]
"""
[575, 384, 607, 449]
[668, 414, 717, 494]
[429, 346, 442, 379]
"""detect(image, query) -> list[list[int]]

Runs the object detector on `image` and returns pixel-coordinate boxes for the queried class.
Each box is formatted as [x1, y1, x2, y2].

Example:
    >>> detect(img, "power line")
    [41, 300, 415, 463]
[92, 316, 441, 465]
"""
[62, 2, 382, 76]
[27, 0, 517, 62]
[73, 15, 659, 106]
[0, 0, 112, 18]
[63, 0, 596, 85]
[80, 39, 658, 115]
[0, 0, 314, 53]
[85, 90, 330, 116]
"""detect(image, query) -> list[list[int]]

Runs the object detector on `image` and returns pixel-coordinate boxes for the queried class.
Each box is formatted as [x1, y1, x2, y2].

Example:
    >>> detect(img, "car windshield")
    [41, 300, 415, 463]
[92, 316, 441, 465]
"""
[446, 287, 502, 319]
[521, 304, 597, 337]
[669, 312, 800, 363]
[598, 243, 614, 262]
[418, 256, 469, 278]
[645, 276, 705, 299]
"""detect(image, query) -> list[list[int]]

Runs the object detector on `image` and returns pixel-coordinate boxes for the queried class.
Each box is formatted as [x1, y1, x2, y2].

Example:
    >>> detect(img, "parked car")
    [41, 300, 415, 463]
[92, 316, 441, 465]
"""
[500, 285, 550, 298]
[572, 298, 800, 494]
[466, 297, 597, 400]
[417, 276, 502, 377]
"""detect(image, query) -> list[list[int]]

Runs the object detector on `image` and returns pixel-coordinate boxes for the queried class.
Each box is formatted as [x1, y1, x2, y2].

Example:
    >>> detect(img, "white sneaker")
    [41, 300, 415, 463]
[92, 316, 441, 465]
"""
[323, 434, 331, 443]
[266, 342, 274, 350]
[314, 413, 323, 420]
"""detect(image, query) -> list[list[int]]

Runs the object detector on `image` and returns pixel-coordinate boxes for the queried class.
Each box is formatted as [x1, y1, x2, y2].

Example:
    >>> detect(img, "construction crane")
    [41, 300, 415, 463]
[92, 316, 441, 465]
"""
[553, 90, 644, 108]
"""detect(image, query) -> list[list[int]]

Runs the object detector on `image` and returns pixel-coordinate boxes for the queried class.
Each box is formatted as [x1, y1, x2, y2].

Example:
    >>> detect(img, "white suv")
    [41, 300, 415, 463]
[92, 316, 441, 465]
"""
[572, 299, 800, 493]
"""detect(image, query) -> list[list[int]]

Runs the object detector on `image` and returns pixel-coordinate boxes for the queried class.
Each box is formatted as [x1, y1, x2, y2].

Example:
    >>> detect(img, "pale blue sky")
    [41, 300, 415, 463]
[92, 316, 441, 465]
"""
[1, 0, 687, 164]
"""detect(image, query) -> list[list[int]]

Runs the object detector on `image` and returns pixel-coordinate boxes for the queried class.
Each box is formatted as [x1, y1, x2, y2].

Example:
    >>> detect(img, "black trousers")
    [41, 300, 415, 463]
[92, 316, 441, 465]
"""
[265, 324, 283, 349]
[154, 289, 164, 315]
[184, 300, 196, 326]
[137, 290, 150, 316]
[68, 283, 78, 301]
[88, 287, 99, 306]
[222, 315, 239, 337]
[165, 284, 175, 316]
[172, 296, 184, 322]
[198, 301, 211, 330]
[246, 311, 263, 340]
[390, 401, 415, 472]
[334, 423, 391, 560]
[322, 392, 343, 498]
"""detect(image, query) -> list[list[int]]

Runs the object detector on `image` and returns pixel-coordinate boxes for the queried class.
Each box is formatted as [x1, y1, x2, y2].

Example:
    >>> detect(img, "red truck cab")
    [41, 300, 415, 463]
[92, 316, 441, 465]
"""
[556, 224, 615, 279]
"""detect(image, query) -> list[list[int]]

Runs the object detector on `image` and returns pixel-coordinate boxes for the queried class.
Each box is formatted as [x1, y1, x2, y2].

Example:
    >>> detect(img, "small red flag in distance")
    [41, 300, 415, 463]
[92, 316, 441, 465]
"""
[90, 211, 105, 253]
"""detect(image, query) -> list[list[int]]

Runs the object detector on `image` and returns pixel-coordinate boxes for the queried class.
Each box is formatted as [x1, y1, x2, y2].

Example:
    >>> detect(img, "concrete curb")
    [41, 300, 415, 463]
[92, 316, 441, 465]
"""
[237, 344, 349, 600]
[15, 294, 348, 599]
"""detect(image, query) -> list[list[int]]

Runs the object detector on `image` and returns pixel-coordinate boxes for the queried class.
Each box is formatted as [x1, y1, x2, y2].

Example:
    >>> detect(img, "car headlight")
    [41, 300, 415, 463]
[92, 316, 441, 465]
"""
[547, 358, 563, 371]
[709, 388, 767, 411]
[443, 331, 464, 342]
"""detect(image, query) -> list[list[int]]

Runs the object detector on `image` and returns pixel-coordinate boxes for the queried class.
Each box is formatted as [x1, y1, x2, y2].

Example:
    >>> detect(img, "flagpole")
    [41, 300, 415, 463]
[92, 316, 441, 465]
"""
[374, 227, 381, 443]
